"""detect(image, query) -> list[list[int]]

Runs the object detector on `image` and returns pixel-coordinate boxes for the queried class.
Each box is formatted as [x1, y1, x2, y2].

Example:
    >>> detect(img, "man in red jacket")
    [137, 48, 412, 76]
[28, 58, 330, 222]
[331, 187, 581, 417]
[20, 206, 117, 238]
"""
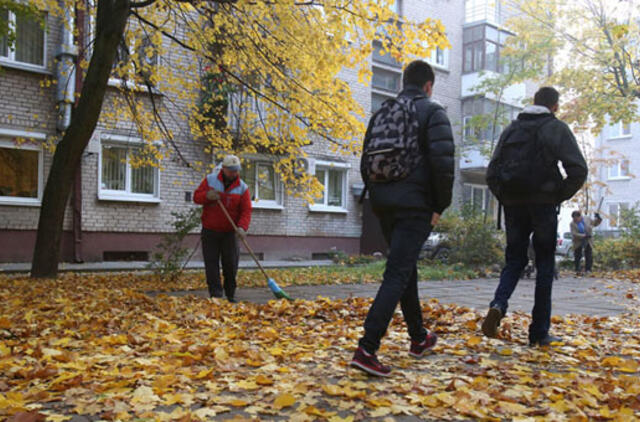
[194, 155, 252, 302]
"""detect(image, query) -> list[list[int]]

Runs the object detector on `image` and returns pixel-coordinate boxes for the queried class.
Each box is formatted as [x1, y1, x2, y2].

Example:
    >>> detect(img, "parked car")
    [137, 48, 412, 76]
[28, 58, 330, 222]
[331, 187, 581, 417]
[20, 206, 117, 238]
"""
[420, 232, 450, 262]
[556, 232, 573, 256]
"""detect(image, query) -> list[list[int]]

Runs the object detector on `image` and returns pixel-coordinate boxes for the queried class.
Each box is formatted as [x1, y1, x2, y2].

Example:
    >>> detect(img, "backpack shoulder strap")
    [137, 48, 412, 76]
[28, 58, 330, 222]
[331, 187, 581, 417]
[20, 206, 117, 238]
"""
[533, 116, 557, 163]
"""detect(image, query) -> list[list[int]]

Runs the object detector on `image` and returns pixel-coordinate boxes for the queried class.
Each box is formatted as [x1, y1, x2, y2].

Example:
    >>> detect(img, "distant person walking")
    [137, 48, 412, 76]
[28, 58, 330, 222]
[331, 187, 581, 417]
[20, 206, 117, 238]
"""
[351, 60, 455, 376]
[194, 155, 252, 302]
[483, 87, 587, 346]
[570, 210, 602, 275]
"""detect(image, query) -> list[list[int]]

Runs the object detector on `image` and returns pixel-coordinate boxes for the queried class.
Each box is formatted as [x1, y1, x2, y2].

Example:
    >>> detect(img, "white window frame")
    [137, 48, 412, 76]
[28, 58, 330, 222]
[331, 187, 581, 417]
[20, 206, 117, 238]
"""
[426, 46, 450, 71]
[98, 134, 160, 203]
[463, 116, 474, 143]
[607, 159, 631, 180]
[371, 65, 402, 93]
[465, 183, 489, 211]
[0, 129, 45, 206]
[309, 160, 349, 213]
[0, 9, 48, 73]
[620, 121, 631, 137]
[241, 159, 284, 210]
[608, 202, 629, 229]
[103, 24, 160, 92]
[609, 121, 632, 140]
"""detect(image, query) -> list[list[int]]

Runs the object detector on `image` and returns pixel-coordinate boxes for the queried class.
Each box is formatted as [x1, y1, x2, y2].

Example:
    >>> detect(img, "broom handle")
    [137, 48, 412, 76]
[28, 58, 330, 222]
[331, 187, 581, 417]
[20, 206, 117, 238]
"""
[216, 198, 270, 280]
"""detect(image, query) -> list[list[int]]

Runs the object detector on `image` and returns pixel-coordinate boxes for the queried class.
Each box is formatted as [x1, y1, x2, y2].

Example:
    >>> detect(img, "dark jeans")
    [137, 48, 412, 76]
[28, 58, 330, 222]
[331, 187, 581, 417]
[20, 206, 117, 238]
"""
[358, 211, 432, 354]
[201, 228, 239, 299]
[490, 204, 557, 343]
[574, 242, 593, 272]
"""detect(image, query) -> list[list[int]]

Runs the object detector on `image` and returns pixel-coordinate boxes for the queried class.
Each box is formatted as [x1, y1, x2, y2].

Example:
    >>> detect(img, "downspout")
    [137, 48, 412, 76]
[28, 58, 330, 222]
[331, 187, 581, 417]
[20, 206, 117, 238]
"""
[55, 5, 81, 261]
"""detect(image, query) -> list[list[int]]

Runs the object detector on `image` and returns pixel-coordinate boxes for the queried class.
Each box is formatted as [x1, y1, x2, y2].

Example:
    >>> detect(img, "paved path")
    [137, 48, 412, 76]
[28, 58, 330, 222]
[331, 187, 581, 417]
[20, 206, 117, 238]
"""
[161, 275, 640, 316]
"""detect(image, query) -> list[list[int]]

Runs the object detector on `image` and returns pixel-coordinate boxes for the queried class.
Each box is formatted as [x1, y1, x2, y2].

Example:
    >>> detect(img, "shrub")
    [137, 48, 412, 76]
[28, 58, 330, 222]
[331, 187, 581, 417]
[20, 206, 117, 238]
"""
[437, 205, 504, 268]
[592, 204, 640, 271]
[594, 236, 640, 271]
[148, 208, 202, 281]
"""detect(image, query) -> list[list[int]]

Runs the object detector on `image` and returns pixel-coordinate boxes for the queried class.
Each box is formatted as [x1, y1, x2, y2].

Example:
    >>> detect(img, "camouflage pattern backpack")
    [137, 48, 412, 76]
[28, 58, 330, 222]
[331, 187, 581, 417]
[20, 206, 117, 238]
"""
[361, 96, 423, 184]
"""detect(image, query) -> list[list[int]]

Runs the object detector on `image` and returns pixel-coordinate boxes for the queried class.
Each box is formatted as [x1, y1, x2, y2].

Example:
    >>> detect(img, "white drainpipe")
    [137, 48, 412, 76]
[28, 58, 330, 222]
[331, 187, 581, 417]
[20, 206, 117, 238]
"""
[55, 6, 78, 131]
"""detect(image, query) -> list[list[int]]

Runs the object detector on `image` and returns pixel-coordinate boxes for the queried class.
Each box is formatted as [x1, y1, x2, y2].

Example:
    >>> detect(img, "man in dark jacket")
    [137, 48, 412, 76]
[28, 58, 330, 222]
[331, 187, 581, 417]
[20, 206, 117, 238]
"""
[350, 61, 455, 376]
[482, 87, 587, 346]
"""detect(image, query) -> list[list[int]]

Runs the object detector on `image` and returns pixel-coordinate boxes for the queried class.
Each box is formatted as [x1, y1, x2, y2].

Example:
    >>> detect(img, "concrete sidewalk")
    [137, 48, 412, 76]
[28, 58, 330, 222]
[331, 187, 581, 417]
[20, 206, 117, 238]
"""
[0, 259, 335, 274]
[158, 275, 640, 317]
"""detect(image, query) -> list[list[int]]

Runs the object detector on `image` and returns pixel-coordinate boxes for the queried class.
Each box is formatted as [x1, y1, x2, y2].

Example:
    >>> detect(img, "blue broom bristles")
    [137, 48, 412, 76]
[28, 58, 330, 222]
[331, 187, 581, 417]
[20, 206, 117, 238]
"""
[267, 278, 293, 301]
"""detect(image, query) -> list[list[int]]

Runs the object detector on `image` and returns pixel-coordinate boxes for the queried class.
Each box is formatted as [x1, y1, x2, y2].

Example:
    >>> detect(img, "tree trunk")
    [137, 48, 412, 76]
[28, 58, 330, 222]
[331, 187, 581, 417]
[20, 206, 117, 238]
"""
[31, 0, 131, 278]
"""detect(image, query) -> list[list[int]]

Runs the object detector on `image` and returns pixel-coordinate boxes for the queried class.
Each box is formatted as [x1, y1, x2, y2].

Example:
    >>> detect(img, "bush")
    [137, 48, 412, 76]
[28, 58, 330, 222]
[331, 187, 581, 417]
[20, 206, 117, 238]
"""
[328, 249, 380, 266]
[148, 208, 202, 281]
[592, 203, 640, 271]
[437, 205, 504, 268]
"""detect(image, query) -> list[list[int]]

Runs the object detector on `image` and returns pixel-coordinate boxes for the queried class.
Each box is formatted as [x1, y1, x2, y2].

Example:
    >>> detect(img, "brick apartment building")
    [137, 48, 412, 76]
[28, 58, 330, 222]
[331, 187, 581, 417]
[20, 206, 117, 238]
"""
[0, 0, 518, 263]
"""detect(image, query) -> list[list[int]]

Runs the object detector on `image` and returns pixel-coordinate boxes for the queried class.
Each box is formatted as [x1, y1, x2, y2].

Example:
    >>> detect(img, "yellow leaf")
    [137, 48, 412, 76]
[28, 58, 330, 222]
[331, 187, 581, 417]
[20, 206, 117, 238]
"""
[419, 395, 439, 408]
[369, 407, 391, 417]
[0, 317, 10, 329]
[467, 336, 482, 347]
[367, 398, 393, 407]
[274, 393, 296, 409]
[269, 347, 284, 356]
[230, 399, 248, 407]
[322, 384, 343, 396]
[498, 348, 513, 356]
[328, 416, 354, 422]
[195, 368, 213, 379]
[256, 374, 274, 385]
[0, 342, 10, 357]
[304, 405, 337, 417]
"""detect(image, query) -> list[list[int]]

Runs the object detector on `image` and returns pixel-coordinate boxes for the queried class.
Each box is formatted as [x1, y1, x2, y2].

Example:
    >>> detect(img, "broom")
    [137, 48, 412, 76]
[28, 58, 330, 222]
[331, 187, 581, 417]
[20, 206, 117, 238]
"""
[216, 199, 293, 301]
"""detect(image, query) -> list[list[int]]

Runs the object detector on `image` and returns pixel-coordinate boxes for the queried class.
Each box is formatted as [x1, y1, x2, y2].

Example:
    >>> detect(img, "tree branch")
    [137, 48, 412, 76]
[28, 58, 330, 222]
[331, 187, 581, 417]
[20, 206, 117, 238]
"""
[130, 0, 157, 8]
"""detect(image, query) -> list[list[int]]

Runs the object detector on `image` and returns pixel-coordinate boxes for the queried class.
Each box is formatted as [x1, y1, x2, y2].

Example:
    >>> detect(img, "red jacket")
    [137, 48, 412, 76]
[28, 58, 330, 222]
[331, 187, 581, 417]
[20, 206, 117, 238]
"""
[194, 170, 252, 232]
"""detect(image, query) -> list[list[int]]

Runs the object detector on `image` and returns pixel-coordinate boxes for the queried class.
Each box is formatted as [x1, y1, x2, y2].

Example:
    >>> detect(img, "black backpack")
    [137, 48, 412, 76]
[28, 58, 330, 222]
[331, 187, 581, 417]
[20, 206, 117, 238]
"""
[361, 96, 424, 184]
[487, 116, 556, 199]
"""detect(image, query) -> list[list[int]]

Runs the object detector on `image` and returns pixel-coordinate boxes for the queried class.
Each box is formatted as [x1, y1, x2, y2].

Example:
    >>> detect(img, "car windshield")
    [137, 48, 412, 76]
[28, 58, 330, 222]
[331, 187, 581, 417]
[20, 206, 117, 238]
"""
[563, 233, 572, 239]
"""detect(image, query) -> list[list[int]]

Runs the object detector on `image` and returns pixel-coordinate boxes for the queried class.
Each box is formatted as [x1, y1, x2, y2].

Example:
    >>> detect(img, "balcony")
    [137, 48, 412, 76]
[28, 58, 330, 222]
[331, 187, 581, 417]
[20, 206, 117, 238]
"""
[460, 145, 490, 171]
[465, 0, 509, 26]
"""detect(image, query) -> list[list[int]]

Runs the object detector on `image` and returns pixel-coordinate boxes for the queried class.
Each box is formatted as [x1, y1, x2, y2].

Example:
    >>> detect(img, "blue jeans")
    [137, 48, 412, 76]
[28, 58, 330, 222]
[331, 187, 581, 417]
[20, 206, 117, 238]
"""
[359, 211, 432, 354]
[490, 204, 557, 342]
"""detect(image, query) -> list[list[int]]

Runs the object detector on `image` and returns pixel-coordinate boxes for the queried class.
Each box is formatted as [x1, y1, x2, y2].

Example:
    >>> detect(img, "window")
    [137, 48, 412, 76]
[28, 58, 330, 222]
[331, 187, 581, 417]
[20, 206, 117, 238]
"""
[608, 202, 629, 228]
[371, 66, 401, 92]
[310, 162, 349, 212]
[0, 135, 44, 206]
[463, 183, 496, 214]
[98, 136, 160, 202]
[465, 0, 506, 25]
[372, 41, 401, 68]
[608, 159, 630, 180]
[462, 24, 511, 74]
[371, 92, 392, 113]
[109, 35, 159, 88]
[0, 9, 46, 69]
[462, 97, 520, 143]
[620, 122, 631, 137]
[240, 160, 283, 209]
[426, 46, 449, 69]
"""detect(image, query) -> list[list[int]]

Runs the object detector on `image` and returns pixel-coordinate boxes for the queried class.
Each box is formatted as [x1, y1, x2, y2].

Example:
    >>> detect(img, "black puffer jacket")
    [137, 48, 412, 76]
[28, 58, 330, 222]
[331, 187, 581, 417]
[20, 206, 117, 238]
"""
[486, 106, 587, 205]
[363, 85, 455, 215]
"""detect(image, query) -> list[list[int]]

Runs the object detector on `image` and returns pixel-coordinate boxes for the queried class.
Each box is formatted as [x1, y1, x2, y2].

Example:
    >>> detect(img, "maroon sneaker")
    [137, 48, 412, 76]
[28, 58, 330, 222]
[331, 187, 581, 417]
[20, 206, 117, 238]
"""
[350, 347, 391, 377]
[409, 332, 438, 358]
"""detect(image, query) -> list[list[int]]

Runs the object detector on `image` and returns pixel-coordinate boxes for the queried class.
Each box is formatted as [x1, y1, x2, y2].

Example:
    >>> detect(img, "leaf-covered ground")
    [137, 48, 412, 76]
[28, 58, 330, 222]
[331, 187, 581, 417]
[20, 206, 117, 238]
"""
[1, 272, 639, 421]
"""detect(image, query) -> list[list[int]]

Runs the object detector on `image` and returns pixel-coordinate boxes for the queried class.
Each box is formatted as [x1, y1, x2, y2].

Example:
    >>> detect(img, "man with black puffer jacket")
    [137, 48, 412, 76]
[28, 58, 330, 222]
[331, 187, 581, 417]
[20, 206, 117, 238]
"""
[482, 87, 587, 347]
[350, 60, 455, 377]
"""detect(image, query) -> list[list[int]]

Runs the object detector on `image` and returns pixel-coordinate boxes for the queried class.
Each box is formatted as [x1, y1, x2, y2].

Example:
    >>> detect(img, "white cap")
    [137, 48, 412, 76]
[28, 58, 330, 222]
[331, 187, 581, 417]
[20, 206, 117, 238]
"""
[222, 154, 241, 171]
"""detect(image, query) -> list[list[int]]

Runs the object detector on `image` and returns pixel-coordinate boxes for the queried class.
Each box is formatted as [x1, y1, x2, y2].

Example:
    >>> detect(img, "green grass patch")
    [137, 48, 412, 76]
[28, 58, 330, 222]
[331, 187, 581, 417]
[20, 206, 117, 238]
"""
[236, 260, 483, 288]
